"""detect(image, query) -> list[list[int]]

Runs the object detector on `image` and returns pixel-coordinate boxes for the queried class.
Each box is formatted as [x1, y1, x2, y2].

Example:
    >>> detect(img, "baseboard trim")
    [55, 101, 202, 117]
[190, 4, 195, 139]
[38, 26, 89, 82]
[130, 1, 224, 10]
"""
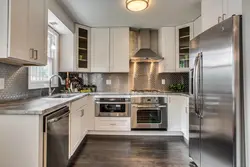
[87, 130, 183, 136]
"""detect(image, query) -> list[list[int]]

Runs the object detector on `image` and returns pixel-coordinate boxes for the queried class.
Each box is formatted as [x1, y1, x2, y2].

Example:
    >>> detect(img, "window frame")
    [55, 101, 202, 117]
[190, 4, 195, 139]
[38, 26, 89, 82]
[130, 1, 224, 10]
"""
[28, 27, 59, 90]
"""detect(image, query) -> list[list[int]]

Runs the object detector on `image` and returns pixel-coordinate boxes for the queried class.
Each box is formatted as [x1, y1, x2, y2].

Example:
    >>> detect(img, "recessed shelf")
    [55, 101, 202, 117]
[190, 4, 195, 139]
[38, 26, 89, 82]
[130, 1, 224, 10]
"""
[79, 47, 87, 51]
[180, 47, 190, 50]
[180, 59, 189, 61]
[79, 36, 87, 40]
[79, 59, 87, 62]
[180, 35, 190, 39]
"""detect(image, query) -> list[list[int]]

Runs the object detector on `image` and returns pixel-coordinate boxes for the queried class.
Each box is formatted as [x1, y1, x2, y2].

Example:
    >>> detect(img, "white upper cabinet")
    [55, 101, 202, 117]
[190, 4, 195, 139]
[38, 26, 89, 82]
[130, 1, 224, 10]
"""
[202, 0, 223, 32]
[91, 27, 130, 73]
[76, 24, 91, 72]
[109, 28, 130, 73]
[60, 33, 75, 72]
[28, 0, 47, 65]
[202, 0, 242, 32]
[0, 0, 47, 65]
[223, 0, 242, 19]
[193, 16, 202, 38]
[176, 22, 193, 72]
[91, 28, 110, 72]
[158, 27, 176, 73]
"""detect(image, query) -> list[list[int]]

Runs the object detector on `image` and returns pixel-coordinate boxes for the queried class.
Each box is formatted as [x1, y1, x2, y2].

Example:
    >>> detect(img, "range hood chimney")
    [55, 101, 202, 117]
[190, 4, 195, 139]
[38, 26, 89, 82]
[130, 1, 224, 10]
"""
[130, 29, 164, 62]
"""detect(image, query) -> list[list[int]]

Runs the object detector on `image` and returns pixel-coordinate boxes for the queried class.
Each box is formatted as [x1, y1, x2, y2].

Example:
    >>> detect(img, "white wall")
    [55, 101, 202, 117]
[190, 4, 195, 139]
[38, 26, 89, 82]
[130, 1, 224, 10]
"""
[48, 0, 74, 33]
[242, 0, 250, 166]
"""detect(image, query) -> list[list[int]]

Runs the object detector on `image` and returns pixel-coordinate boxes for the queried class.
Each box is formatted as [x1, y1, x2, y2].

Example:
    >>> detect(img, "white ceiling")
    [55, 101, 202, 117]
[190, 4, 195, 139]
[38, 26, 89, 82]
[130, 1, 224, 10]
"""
[58, 0, 201, 28]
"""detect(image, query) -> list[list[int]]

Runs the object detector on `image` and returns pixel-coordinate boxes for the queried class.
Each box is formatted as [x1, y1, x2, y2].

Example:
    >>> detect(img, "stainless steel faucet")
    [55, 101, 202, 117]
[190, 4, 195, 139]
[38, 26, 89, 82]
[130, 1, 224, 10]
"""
[49, 74, 64, 96]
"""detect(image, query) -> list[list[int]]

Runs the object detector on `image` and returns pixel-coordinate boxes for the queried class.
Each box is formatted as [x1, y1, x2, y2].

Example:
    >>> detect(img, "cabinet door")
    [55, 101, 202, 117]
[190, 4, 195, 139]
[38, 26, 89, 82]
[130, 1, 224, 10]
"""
[70, 109, 82, 156]
[168, 95, 185, 131]
[8, 0, 30, 61]
[28, 0, 47, 65]
[193, 17, 202, 38]
[76, 24, 91, 72]
[91, 28, 110, 72]
[223, 0, 242, 19]
[158, 27, 176, 73]
[176, 23, 193, 72]
[202, 0, 223, 32]
[181, 97, 189, 141]
[0, 0, 8, 59]
[109, 28, 129, 73]
[85, 96, 95, 131]
[80, 106, 88, 139]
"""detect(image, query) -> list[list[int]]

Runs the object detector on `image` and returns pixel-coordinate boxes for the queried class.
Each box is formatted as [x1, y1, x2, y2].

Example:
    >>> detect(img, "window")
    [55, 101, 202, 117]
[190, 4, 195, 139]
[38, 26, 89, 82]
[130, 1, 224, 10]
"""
[28, 27, 59, 89]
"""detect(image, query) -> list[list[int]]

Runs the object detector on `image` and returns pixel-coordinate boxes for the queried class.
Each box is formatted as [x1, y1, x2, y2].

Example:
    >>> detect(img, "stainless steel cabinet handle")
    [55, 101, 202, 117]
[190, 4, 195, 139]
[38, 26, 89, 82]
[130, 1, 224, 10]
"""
[218, 16, 222, 23]
[30, 48, 34, 59]
[222, 14, 226, 20]
[34, 50, 38, 60]
[110, 123, 116, 126]
[80, 109, 84, 117]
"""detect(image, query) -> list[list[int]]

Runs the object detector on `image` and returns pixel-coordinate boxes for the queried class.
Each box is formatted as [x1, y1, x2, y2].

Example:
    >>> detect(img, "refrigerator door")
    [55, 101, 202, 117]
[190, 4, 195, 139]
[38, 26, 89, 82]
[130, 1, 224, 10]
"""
[199, 16, 243, 167]
[189, 36, 201, 167]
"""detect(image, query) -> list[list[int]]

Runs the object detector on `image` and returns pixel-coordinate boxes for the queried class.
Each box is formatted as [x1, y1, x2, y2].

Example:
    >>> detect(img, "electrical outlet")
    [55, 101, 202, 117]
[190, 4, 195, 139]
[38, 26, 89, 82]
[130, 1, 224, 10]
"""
[106, 80, 111, 85]
[161, 79, 166, 85]
[0, 78, 5, 89]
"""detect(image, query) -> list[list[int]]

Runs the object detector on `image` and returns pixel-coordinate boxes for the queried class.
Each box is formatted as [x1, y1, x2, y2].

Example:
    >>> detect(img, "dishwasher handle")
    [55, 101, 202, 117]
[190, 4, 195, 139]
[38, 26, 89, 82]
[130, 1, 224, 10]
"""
[47, 111, 69, 124]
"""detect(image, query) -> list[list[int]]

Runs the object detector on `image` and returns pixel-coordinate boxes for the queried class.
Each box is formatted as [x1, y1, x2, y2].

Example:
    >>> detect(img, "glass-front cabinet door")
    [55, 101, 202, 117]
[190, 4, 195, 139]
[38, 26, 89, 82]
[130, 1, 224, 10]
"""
[76, 24, 91, 72]
[176, 22, 193, 72]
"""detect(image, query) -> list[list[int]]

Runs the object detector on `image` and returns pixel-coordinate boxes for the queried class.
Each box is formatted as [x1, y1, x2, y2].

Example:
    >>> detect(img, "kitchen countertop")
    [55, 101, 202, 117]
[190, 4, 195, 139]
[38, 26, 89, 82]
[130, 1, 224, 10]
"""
[0, 93, 89, 115]
[0, 92, 189, 115]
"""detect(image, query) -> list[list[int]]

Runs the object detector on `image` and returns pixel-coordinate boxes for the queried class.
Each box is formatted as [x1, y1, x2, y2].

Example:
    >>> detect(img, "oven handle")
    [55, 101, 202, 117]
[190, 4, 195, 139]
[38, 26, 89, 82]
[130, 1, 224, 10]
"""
[132, 105, 167, 110]
[95, 102, 131, 104]
[132, 105, 167, 108]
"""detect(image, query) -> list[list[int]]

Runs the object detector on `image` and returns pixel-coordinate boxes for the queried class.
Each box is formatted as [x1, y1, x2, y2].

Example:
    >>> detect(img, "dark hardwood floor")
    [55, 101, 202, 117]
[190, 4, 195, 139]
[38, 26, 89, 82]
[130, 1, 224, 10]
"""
[69, 135, 190, 167]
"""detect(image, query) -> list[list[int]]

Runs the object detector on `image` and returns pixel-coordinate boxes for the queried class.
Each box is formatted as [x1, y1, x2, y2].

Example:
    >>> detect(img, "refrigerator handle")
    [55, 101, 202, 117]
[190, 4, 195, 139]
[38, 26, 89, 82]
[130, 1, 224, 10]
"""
[195, 53, 202, 116]
[194, 53, 201, 116]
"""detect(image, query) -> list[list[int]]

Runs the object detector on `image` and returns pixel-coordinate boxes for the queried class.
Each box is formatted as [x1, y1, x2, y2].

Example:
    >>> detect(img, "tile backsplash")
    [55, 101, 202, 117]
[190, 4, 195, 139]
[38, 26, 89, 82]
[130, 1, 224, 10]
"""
[0, 62, 46, 102]
[60, 63, 189, 92]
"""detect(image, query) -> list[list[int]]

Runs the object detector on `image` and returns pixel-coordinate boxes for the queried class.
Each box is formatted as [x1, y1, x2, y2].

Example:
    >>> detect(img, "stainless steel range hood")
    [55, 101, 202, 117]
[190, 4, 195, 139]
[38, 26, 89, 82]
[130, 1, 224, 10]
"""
[130, 29, 164, 62]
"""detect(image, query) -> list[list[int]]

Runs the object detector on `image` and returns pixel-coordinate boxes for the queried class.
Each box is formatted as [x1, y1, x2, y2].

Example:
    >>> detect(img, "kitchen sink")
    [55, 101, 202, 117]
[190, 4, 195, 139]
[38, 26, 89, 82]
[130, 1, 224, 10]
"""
[48, 94, 78, 98]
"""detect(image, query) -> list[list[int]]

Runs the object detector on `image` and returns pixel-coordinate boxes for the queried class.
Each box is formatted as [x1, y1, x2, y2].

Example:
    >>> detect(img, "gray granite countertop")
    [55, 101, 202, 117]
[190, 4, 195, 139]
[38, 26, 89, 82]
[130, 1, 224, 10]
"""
[0, 92, 189, 115]
[0, 93, 89, 115]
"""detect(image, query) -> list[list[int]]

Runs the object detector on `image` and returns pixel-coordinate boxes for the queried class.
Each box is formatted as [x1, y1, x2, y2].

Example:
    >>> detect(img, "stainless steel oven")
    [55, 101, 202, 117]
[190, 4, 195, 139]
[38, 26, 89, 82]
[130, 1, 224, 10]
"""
[131, 96, 167, 130]
[95, 97, 131, 117]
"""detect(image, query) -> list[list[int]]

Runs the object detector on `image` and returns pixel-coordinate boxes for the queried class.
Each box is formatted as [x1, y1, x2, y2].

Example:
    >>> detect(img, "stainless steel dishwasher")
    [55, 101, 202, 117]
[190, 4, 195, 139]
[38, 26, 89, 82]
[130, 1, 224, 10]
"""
[44, 106, 70, 167]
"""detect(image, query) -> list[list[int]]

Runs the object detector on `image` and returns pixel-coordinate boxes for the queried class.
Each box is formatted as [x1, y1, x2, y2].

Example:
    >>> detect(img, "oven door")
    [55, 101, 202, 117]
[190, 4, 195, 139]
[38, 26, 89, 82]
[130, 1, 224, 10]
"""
[131, 105, 167, 129]
[95, 102, 131, 117]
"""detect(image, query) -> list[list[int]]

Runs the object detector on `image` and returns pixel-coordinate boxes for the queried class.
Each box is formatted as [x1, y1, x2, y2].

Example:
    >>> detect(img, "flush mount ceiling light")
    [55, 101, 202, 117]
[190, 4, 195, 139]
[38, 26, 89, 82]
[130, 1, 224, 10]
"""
[126, 0, 149, 12]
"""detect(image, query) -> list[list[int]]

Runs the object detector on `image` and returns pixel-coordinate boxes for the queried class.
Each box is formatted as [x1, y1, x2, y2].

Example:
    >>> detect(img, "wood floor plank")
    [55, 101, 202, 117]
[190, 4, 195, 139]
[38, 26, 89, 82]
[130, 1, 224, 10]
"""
[70, 135, 190, 167]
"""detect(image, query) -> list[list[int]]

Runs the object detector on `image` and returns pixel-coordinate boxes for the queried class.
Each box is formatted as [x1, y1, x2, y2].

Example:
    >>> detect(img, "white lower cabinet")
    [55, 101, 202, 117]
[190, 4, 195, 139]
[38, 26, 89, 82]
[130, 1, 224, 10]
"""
[70, 106, 83, 156]
[95, 117, 131, 131]
[167, 95, 189, 141]
[70, 96, 93, 156]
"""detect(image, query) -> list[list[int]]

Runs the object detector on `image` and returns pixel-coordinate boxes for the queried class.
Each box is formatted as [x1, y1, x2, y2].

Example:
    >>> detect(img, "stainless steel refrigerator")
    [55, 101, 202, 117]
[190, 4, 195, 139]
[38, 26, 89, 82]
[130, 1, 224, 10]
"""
[189, 15, 245, 167]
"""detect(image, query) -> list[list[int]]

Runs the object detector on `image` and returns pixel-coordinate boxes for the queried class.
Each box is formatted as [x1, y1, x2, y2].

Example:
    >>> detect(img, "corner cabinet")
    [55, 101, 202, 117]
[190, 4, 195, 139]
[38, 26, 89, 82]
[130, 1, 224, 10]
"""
[0, 0, 47, 66]
[176, 23, 193, 72]
[76, 24, 91, 72]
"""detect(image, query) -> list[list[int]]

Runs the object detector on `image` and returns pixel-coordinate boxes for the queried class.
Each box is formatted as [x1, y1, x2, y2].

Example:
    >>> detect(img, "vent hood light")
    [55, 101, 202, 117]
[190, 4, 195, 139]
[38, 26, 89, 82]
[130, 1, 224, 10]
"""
[126, 0, 149, 12]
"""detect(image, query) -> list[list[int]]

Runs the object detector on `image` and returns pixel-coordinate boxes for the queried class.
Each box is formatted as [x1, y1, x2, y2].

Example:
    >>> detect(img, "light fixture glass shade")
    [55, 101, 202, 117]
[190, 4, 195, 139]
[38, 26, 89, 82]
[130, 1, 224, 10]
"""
[126, 0, 149, 12]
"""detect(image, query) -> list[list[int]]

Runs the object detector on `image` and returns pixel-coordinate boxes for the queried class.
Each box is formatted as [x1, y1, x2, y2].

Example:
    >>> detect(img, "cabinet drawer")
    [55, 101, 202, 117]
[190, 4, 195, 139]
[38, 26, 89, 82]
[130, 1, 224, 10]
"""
[71, 97, 88, 112]
[95, 117, 131, 131]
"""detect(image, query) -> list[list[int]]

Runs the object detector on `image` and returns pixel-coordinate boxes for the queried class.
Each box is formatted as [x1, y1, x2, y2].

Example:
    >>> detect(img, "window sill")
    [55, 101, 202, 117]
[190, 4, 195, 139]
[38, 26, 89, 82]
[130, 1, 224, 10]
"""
[28, 82, 58, 90]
